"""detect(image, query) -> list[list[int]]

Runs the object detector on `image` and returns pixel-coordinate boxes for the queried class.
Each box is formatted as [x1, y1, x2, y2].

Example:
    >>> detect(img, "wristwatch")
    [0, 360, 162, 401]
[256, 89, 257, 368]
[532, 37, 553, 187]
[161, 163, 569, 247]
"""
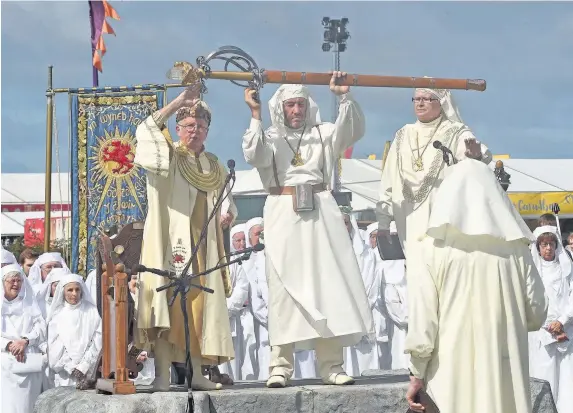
[21, 337, 29, 345]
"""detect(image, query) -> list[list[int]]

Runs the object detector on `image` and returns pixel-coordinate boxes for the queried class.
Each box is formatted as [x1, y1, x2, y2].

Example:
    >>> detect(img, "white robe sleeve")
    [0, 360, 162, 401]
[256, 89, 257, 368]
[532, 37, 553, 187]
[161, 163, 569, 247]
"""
[404, 260, 439, 380]
[251, 274, 269, 327]
[242, 118, 274, 169]
[227, 267, 249, 316]
[48, 327, 76, 374]
[362, 252, 379, 310]
[375, 138, 398, 230]
[454, 129, 493, 165]
[76, 318, 103, 375]
[25, 313, 47, 349]
[1, 337, 11, 351]
[384, 283, 408, 328]
[329, 92, 366, 156]
[558, 275, 573, 327]
[522, 248, 548, 331]
[134, 114, 172, 178]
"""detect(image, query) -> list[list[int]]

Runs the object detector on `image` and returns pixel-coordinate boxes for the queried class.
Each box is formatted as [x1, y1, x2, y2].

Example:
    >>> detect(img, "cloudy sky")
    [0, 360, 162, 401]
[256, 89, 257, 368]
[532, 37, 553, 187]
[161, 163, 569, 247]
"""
[2, 1, 572, 173]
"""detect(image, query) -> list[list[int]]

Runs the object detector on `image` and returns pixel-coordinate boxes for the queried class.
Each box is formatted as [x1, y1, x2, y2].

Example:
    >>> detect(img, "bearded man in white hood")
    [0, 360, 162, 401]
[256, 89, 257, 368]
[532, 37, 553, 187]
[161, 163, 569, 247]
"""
[242, 72, 374, 388]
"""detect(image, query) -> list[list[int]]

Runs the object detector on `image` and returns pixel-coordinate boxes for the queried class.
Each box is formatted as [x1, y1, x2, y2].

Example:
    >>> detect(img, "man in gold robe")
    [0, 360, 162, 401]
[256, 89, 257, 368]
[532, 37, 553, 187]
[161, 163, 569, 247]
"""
[134, 86, 236, 391]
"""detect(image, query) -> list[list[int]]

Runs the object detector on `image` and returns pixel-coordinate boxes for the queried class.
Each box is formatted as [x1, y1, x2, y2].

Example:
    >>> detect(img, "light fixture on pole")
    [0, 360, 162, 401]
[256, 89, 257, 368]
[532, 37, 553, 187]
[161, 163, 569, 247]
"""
[321, 16, 350, 192]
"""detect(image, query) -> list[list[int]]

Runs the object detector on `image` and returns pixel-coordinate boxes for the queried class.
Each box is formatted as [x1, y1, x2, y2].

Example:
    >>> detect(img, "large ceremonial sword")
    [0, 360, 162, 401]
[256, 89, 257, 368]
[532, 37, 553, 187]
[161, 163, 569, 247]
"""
[167, 45, 486, 94]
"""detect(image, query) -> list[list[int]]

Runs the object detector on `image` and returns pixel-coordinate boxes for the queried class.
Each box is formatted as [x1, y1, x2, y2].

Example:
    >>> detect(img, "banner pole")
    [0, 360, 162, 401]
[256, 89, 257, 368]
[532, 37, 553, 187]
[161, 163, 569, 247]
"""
[44, 66, 54, 252]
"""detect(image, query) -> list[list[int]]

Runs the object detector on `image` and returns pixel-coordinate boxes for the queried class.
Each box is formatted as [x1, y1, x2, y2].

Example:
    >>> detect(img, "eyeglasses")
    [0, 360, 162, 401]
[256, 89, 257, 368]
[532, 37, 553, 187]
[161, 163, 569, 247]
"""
[177, 122, 208, 132]
[539, 242, 556, 249]
[4, 277, 22, 285]
[412, 97, 439, 103]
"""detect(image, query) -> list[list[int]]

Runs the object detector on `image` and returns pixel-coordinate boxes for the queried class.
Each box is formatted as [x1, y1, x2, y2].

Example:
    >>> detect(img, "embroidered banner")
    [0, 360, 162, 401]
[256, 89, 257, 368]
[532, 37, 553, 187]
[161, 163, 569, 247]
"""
[70, 90, 165, 274]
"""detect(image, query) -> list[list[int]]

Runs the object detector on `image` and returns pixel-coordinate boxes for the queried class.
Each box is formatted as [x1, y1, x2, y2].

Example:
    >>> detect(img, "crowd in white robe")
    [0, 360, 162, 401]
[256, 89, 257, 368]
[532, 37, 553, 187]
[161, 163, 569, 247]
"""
[2, 209, 573, 413]
[1, 251, 102, 413]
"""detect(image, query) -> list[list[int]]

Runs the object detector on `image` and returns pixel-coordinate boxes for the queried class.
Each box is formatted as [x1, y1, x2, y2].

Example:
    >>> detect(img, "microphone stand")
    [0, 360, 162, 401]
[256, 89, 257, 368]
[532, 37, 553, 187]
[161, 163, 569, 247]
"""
[146, 163, 236, 413]
[149, 253, 249, 412]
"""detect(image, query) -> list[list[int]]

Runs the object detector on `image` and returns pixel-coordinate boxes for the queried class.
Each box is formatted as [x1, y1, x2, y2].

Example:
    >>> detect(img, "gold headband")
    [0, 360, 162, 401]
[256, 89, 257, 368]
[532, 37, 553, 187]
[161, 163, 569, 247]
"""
[176, 102, 212, 125]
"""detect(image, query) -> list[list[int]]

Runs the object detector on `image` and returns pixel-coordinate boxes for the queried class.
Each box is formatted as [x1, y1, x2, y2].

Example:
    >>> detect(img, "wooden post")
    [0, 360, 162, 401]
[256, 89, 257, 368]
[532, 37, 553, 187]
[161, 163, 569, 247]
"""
[112, 269, 135, 394]
[96, 235, 136, 395]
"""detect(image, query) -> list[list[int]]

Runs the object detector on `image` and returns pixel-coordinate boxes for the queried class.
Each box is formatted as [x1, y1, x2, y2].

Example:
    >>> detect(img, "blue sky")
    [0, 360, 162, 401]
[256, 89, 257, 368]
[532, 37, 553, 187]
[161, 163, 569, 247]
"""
[2, 1, 572, 173]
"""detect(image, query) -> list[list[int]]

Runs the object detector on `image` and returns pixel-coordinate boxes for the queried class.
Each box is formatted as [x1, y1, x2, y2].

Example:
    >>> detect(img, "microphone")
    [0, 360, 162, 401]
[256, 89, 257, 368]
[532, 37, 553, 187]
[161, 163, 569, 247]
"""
[227, 159, 236, 180]
[225, 243, 265, 259]
[131, 264, 176, 279]
[433, 140, 457, 166]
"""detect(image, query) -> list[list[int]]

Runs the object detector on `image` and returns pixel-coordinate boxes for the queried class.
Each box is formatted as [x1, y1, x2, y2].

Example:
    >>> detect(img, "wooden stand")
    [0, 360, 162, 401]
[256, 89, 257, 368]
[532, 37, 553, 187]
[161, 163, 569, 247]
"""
[95, 225, 144, 395]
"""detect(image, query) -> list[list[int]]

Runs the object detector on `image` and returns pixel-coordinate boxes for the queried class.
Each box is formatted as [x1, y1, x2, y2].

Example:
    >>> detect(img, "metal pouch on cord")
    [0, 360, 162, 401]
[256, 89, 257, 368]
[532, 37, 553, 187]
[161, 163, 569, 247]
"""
[292, 184, 315, 212]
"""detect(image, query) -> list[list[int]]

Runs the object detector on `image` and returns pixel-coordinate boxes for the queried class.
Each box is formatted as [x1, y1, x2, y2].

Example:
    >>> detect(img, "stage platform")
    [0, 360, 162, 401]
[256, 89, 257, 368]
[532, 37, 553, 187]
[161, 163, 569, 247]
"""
[34, 370, 557, 413]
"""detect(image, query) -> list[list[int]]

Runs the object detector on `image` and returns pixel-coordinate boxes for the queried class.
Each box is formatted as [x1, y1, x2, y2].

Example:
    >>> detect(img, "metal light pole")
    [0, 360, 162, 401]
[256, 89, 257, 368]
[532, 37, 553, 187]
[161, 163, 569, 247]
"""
[322, 17, 350, 192]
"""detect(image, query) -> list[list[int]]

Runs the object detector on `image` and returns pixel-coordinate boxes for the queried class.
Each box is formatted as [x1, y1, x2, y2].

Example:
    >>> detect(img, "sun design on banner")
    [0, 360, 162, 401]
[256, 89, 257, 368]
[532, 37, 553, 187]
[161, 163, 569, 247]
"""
[88, 127, 144, 218]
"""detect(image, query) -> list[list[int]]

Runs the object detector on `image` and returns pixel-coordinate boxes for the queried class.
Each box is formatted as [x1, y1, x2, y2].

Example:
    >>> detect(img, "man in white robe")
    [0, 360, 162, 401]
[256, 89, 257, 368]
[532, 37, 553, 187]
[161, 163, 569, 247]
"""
[218, 224, 250, 381]
[405, 159, 547, 413]
[1, 264, 47, 413]
[528, 226, 573, 413]
[134, 86, 236, 391]
[242, 72, 374, 388]
[242, 217, 271, 380]
[27, 252, 69, 287]
[344, 217, 380, 376]
[375, 87, 492, 292]
[365, 222, 392, 369]
[379, 222, 409, 370]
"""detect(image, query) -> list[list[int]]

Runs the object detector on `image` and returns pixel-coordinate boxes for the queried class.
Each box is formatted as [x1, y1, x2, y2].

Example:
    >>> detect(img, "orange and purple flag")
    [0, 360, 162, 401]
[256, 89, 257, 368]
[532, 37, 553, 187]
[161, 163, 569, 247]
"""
[89, 0, 120, 77]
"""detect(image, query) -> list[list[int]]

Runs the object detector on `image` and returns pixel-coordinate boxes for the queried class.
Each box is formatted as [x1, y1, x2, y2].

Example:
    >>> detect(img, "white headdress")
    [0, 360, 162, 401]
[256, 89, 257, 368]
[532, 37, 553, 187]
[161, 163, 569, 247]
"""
[34, 267, 72, 316]
[47, 273, 101, 365]
[366, 222, 378, 237]
[1, 264, 42, 319]
[416, 78, 464, 123]
[268, 84, 322, 136]
[230, 224, 246, 253]
[1, 248, 17, 266]
[245, 217, 264, 248]
[424, 159, 534, 243]
[27, 252, 69, 286]
[531, 225, 572, 278]
[47, 273, 95, 324]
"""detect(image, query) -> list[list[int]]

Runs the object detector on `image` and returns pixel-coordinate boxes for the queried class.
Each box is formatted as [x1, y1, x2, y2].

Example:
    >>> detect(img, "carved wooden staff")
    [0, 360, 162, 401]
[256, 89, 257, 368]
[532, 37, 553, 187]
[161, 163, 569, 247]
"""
[168, 45, 486, 92]
[96, 235, 136, 395]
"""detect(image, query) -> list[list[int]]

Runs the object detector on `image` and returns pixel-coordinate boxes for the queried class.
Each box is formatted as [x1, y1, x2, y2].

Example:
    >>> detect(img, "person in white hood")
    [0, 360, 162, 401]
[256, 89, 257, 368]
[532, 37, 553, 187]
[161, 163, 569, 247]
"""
[1, 264, 47, 413]
[405, 159, 547, 413]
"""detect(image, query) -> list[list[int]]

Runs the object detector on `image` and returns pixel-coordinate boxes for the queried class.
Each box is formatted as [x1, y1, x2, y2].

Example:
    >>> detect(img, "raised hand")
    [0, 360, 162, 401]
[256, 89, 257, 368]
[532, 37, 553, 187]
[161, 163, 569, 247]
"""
[245, 88, 261, 111]
[464, 138, 483, 160]
[176, 84, 202, 108]
[329, 71, 349, 95]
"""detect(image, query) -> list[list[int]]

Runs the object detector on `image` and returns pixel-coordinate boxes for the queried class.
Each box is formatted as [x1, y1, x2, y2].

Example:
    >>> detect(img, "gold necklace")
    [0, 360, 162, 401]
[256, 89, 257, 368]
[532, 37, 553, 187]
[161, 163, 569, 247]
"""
[411, 118, 443, 172]
[284, 127, 306, 167]
[175, 146, 223, 192]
